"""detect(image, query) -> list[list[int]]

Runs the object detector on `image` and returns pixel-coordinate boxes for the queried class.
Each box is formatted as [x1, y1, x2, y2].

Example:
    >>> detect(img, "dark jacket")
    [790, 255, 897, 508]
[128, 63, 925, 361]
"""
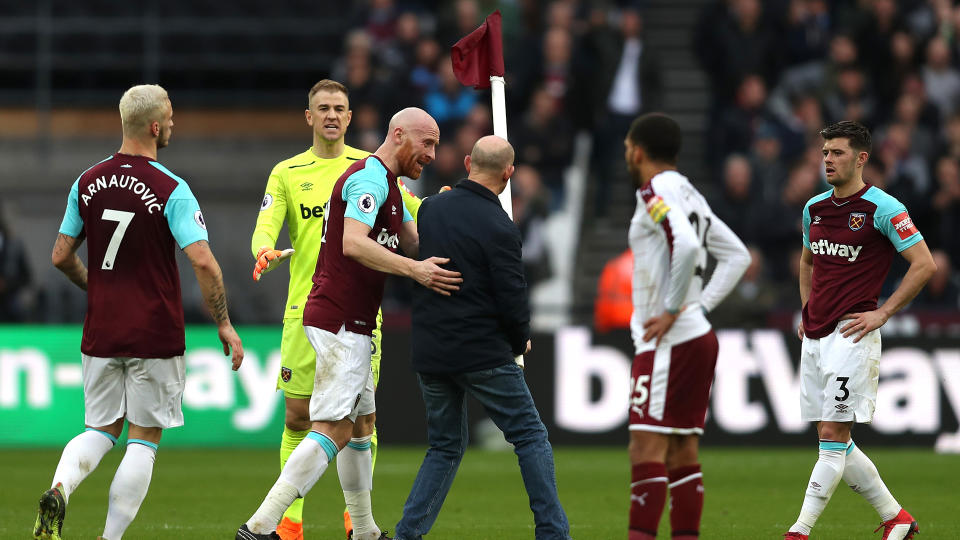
[411, 179, 530, 374]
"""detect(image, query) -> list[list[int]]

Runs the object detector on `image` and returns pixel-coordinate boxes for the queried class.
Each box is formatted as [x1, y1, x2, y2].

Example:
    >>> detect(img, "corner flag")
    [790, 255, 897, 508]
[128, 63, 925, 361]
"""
[451, 10, 505, 89]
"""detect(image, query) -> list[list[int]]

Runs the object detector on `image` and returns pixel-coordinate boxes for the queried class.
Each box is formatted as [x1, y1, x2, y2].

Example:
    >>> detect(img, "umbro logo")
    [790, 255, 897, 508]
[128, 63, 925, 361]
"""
[121, 164, 132, 168]
[813, 216, 821, 224]
[300, 182, 313, 191]
[392, 205, 397, 215]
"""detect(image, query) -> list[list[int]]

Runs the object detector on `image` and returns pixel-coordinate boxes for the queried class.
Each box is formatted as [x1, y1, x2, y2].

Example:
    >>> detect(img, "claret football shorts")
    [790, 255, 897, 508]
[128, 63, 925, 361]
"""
[304, 324, 376, 423]
[629, 330, 718, 435]
[82, 354, 186, 429]
[799, 320, 881, 423]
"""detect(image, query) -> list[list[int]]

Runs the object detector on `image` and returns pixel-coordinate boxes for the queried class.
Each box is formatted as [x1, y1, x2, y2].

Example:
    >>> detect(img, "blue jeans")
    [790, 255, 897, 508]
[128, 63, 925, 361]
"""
[394, 363, 571, 540]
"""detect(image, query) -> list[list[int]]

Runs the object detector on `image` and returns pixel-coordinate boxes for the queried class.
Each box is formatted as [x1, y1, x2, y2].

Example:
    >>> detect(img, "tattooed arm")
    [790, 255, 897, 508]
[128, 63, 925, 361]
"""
[51, 233, 88, 291]
[183, 240, 244, 370]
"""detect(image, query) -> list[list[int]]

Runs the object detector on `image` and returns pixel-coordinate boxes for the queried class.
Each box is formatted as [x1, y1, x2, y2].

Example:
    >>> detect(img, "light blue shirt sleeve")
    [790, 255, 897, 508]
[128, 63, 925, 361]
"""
[59, 179, 84, 237]
[151, 162, 209, 249]
[343, 160, 390, 228]
[801, 202, 811, 249]
[402, 202, 413, 223]
[867, 188, 923, 252]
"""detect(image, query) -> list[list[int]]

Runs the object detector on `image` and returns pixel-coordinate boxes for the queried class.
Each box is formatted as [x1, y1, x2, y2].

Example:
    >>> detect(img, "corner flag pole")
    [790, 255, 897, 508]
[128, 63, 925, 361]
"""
[490, 75, 514, 219]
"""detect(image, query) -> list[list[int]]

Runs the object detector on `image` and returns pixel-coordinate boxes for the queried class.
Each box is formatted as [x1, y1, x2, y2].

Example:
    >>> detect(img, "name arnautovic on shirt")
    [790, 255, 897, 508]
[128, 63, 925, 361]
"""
[809, 238, 863, 262]
[80, 174, 164, 214]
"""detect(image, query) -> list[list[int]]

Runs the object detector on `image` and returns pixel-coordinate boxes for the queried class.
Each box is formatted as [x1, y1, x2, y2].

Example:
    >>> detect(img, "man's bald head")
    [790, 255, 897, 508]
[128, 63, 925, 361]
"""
[465, 135, 515, 195]
[470, 136, 515, 175]
[388, 107, 439, 137]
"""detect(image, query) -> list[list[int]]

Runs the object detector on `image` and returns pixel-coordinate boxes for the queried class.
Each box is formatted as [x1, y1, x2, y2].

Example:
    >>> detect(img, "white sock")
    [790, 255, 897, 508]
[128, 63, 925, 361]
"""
[247, 432, 337, 534]
[102, 442, 156, 540]
[789, 441, 847, 535]
[843, 440, 901, 522]
[52, 429, 115, 503]
[338, 436, 378, 538]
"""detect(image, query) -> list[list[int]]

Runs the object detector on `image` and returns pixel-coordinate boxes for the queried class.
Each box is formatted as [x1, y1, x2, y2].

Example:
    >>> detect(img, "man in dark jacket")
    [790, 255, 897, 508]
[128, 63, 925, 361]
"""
[393, 136, 571, 540]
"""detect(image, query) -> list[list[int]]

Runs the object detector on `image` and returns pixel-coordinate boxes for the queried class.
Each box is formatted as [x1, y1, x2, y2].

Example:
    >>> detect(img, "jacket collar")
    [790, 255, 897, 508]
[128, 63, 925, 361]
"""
[455, 178, 501, 204]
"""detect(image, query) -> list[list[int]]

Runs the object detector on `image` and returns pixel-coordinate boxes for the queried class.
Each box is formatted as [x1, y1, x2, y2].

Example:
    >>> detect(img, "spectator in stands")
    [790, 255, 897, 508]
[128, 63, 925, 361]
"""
[750, 120, 788, 203]
[913, 250, 960, 310]
[421, 144, 463, 197]
[511, 165, 552, 287]
[935, 113, 960, 162]
[874, 122, 931, 211]
[758, 161, 819, 279]
[344, 103, 382, 153]
[696, 0, 782, 106]
[781, 0, 832, 68]
[708, 246, 776, 329]
[365, 0, 398, 46]
[876, 30, 917, 111]
[712, 154, 761, 245]
[922, 37, 960, 122]
[594, 248, 633, 334]
[511, 85, 574, 209]
[436, 0, 479, 48]
[711, 74, 775, 171]
[423, 55, 477, 134]
[578, 6, 661, 216]
[854, 0, 904, 92]
[931, 155, 960, 268]
[779, 93, 824, 162]
[822, 63, 876, 128]
[0, 210, 32, 321]
[409, 38, 442, 97]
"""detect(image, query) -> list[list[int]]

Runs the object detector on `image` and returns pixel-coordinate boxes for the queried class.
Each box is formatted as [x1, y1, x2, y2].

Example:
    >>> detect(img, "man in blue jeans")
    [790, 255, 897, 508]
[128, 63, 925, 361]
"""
[394, 135, 571, 540]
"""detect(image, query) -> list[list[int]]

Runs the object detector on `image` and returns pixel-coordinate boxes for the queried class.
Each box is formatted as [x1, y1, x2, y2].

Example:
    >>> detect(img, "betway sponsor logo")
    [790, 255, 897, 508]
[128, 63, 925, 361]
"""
[810, 238, 862, 262]
[375, 228, 399, 249]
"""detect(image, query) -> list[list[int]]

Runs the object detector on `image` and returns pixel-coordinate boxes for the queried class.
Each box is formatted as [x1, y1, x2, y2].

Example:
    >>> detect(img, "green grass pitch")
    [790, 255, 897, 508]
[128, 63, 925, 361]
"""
[1, 446, 956, 539]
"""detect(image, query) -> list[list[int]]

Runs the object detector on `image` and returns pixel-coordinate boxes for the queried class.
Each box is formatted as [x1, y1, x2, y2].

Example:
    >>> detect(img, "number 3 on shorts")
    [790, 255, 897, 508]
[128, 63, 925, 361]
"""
[835, 376, 850, 402]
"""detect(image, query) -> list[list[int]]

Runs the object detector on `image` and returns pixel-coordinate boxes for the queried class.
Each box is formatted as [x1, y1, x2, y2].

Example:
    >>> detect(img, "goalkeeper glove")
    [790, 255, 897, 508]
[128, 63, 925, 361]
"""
[252, 247, 295, 281]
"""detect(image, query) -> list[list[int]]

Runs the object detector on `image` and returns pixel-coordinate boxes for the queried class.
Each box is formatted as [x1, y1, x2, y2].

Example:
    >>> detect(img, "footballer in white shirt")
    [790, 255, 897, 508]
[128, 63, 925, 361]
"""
[623, 113, 749, 540]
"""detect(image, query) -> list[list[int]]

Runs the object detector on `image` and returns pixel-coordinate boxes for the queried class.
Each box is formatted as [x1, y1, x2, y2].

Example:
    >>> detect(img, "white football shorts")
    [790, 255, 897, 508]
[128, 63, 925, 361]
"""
[82, 354, 186, 429]
[304, 324, 375, 423]
[799, 320, 881, 423]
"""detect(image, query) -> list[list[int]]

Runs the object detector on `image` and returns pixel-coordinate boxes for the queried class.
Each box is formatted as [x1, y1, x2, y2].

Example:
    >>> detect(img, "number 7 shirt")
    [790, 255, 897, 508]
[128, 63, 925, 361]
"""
[628, 170, 750, 354]
[58, 153, 208, 359]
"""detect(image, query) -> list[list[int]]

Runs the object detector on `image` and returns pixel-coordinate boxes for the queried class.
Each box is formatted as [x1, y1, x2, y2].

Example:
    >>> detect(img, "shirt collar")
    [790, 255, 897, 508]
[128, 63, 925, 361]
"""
[455, 178, 501, 204]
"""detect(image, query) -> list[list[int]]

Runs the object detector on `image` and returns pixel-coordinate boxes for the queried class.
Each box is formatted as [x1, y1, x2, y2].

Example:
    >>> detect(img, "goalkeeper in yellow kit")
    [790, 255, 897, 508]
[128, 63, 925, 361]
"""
[251, 79, 422, 540]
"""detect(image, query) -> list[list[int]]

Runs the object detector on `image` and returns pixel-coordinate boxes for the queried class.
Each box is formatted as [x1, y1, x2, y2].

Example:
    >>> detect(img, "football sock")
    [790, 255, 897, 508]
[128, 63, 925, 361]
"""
[843, 440, 901, 521]
[789, 440, 847, 535]
[52, 428, 116, 503]
[668, 464, 704, 539]
[338, 435, 379, 538]
[280, 426, 309, 524]
[345, 426, 378, 532]
[102, 440, 157, 540]
[247, 431, 339, 535]
[629, 462, 667, 540]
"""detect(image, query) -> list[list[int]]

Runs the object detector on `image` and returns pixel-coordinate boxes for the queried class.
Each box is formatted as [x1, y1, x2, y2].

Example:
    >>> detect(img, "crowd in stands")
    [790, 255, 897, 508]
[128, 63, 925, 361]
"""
[5, 0, 959, 325]
[692, 0, 960, 329]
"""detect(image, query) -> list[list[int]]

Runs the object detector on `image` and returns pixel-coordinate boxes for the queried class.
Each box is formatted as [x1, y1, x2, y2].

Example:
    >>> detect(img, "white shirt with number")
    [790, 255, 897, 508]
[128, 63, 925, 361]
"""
[629, 170, 750, 354]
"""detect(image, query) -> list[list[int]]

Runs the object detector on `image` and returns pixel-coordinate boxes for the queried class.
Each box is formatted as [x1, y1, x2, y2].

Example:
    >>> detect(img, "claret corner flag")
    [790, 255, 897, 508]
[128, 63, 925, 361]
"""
[451, 10, 504, 90]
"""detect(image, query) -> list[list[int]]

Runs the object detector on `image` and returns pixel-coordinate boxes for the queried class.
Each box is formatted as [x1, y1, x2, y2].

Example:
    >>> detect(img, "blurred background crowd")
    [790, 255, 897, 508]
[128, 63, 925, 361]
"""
[1, 0, 959, 336]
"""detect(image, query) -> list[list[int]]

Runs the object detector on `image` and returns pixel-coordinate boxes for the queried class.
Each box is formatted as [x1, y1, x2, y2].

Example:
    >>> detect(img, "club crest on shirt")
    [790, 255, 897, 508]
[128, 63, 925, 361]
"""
[848, 212, 866, 231]
[358, 193, 376, 213]
[280, 367, 292, 382]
